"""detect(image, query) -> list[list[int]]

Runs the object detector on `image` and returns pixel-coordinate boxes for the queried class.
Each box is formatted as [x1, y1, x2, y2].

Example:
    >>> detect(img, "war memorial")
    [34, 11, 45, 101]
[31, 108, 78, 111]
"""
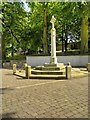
[12, 16, 89, 80]
[1, 14, 90, 119]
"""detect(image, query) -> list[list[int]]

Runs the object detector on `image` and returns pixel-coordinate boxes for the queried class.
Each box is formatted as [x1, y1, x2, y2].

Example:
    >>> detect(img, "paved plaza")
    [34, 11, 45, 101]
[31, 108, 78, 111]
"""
[1, 68, 89, 118]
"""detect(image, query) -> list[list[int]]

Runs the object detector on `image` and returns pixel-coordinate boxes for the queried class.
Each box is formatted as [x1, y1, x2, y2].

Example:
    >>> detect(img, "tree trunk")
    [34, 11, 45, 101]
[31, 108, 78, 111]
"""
[43, 3, 48, 54]
[80, 4, 88, 54]
[61, 31, 64, 52]
[11, 43, 14, 57]
[0, 33, 2, 67]
[2, 35, 6, 60]
[65, 32, 68, 53]
[89, 18, 90, 53]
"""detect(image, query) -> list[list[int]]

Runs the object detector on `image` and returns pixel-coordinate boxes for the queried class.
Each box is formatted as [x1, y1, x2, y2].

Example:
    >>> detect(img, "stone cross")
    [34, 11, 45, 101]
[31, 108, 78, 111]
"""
[50, 16, 56, 29]
[50, 16, 57, 64]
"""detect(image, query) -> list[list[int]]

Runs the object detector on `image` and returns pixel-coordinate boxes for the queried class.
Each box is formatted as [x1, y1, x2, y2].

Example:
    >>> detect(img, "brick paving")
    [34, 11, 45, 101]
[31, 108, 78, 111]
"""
[1, 69, 89, 118]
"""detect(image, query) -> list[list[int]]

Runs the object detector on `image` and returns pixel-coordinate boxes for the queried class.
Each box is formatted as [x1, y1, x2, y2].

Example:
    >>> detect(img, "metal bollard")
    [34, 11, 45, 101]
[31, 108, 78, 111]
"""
[26, 66, 31, 79]
[13, 64, 16, 74]
[66, 65, 71, 79]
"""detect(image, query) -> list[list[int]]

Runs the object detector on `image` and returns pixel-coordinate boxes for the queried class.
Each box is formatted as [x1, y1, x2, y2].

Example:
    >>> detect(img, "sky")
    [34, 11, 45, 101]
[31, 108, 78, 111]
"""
[23, 1, 30, 12]
[7, 0, 30, 12]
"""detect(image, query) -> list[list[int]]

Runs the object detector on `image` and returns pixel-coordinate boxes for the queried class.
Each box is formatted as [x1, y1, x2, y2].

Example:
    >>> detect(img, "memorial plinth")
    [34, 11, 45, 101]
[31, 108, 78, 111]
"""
[31, 16, 66, 77]
[13, 16, 72, 79]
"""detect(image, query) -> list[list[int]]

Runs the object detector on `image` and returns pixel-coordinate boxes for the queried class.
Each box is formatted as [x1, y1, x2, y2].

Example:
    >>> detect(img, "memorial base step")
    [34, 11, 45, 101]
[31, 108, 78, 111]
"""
[31, 69, 65, 75]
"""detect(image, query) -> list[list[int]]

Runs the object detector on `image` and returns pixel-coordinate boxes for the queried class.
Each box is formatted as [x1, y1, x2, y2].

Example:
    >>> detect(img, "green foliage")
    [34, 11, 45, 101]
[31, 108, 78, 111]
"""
[6, 55, 26, 60]
[2, 2, 90, 59]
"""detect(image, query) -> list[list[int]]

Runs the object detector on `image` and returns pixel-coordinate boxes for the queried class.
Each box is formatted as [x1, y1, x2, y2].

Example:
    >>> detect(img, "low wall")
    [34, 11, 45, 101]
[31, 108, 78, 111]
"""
[26, 56, 89, 67]
[3, 60, 26, 68]
[10, 60, 26, 66]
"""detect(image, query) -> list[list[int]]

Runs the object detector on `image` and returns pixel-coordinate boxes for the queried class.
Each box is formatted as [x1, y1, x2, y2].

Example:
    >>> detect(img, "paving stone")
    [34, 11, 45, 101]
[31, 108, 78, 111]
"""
[2, 69, 88, 118]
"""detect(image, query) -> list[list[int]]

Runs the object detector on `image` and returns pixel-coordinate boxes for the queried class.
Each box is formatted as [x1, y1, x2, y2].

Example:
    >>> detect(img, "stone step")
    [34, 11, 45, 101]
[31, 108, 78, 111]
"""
[42, 66, 65, 71]
[29, 74, 66, 79]
[35, 66, 65, 71]
[31, 70, 65, 75]
[35, 66, 44, 70]
[44, 63, 58, 67]
[44, 63, 64, 67]
[15, 72, 66, 79]
[35, 63, 65, 71]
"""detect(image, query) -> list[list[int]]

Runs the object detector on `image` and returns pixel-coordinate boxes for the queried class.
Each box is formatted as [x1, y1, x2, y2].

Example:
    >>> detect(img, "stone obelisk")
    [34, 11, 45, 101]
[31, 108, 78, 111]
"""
[50, 16, 57, 64]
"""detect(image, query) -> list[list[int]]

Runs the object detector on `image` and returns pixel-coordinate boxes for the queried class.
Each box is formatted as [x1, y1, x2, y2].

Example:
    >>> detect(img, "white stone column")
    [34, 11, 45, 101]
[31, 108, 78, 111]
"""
[50, 16, 57, 64]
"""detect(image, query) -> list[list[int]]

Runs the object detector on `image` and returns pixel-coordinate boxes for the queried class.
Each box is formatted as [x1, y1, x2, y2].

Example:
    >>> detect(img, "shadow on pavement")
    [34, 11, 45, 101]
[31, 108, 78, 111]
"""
[4, 73, 13, 76]
[2, 112, 17, 119]
[0, 87, 14, 94]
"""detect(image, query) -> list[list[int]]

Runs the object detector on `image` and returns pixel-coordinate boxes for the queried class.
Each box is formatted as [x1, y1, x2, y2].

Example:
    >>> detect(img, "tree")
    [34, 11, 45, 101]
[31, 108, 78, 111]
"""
[80, 2, 89, 54]
[2, 2, 90, 59]
[43, 2, 48, 54]
[2, 2, 28, 58]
